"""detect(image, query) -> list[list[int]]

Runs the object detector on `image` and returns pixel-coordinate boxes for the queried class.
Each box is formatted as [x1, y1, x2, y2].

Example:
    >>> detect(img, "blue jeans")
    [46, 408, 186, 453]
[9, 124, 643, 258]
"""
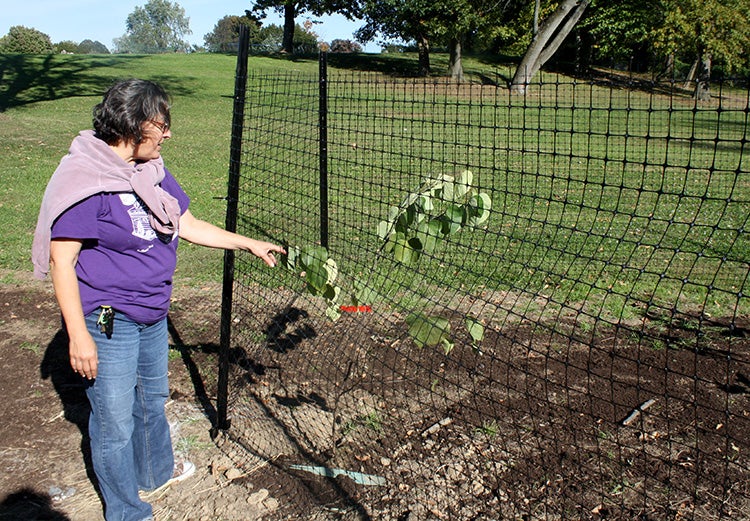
[83, 311, 174, 521]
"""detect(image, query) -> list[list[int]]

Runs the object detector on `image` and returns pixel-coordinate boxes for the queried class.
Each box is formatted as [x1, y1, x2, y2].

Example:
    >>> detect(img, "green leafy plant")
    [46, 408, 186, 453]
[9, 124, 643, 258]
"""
[282, 245, 341, 320]
[280, 172, 491, 356]
[377, 170, 491, 266]
[465, 316, 485, 351]
[379, 171, 491, 352]
[474, 419, 499, 437]
[406, 312, 454, 354]
[19, 341, 41, 356]
[342, 410, 383, 436]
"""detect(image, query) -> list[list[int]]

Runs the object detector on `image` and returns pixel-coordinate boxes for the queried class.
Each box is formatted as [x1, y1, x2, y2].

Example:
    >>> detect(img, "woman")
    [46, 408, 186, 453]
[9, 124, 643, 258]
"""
[31, 79, 285, 521]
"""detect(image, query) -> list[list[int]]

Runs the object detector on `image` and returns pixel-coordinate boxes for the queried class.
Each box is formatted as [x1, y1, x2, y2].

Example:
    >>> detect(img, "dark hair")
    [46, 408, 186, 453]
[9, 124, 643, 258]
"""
[93, 79, 171, 145]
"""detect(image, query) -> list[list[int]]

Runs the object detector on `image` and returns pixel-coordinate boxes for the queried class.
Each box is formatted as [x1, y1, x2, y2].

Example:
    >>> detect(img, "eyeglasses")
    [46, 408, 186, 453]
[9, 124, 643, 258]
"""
[149, 120, 170, 134]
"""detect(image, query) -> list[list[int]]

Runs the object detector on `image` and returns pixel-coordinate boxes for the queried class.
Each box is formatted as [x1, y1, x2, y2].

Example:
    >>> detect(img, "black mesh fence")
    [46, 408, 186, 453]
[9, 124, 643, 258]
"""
[215, 50, 750, 520]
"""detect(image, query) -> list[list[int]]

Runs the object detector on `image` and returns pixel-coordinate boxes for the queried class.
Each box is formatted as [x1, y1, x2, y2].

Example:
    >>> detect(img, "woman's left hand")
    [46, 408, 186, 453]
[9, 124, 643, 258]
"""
[247, 240, 286, 267]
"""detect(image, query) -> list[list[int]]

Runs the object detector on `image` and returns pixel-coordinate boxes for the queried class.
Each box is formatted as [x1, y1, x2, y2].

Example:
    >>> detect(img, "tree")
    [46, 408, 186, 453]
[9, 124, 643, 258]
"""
[438, 0, 513, 81]
[0, 26, 54, 54]
[55, 40, 79, 54]
[250, 0, 359, 54]
[330, 39, 362, 53]
[510, 0, 591, 93]
[233, 23, 319, 53]
[204, 12, 263, 52]
[77, 40, 110, 54]
[651, 0, 750, 98]
[581, 0, 661, 71]
[357, 0, 437, 75]
[114, 0, 192, 53]
[357, 0, 511, 79]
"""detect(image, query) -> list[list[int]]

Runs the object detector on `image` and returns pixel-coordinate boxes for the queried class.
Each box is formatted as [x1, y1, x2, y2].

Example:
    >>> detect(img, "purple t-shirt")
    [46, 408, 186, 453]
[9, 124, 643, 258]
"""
[51, 169, 190, 324]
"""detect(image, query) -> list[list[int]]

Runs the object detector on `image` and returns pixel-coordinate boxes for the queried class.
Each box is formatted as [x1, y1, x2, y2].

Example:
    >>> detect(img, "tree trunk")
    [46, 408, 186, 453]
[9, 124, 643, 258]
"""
[695, 53, 712, 101]
[684, 56, 699, 89]
[510, 0, 590, 94]
[661, 53, 675, 80]
[417, 35, 431, 76]
[448, 37, 465, 82]
[282, 1, 296, 54]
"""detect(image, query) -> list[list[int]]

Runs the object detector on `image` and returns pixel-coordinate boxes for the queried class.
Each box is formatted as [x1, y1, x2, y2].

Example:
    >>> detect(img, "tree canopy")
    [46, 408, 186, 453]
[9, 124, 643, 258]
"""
[0, 26, 54, 54]
[203, 12, 317, 54]
[356, 0, 444, 75]
[77, 40, 110, 55]
[114, 0, 192, 53]
[250, 0, 359, 53]
[204, 13, 263, 53]
[651, 0, 750, 78]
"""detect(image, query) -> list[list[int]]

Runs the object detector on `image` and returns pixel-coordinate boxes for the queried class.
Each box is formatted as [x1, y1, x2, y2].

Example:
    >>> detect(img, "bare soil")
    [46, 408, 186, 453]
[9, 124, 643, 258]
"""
[0, 270, 272, 521]
[1, 268, 748, 521]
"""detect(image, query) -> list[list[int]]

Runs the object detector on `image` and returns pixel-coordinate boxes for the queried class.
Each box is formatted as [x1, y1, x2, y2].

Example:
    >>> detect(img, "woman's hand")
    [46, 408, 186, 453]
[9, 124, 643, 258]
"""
[244, 239, 286, 267]
[68, 330, 99, 379]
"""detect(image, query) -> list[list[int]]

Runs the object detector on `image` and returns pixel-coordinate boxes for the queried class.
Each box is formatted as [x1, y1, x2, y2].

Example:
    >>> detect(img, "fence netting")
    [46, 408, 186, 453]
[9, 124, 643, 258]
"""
[215, 56, 749, 520]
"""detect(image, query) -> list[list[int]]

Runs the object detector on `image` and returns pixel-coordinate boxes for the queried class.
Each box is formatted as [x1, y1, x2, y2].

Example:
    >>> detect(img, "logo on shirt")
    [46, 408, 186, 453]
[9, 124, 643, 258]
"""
[119, 193, 157, 242]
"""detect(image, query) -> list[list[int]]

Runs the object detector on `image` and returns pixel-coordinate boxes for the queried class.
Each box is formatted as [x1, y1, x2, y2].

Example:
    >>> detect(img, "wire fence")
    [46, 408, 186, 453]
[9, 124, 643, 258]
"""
[215, 45, 750, 520]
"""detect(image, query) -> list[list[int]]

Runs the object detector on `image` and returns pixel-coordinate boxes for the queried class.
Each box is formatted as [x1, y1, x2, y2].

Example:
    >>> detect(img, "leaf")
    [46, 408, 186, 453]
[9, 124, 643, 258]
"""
[324, 258, 338, 284]
[305, 260, 329, 294]
[467, 192, 492, 226]
[376, 221, 392, 241]
[444, 205, 464, 235]
[283, 245, 300, 271]
[393, 237, 420, 265]
[385, 229, 408, 254]
[418, 194, 434, 212]
[440, 337, 455, 355]
[322, 283, 340, 302]
[383, 232, 397, 253]
[455, 170, 473, 199]
[400, 192, 420, 209]
[353, 279, 379, 306]
[440, 179, 455, 202]
[405, 313, 451, 348]
[422, 175, 446, 194]
[397, 205, 418, 230]
[465, 317, 485, 343]
[416, 219, 442, 254]
[325, 305, 341, 321]
[300, 245, 328, 269]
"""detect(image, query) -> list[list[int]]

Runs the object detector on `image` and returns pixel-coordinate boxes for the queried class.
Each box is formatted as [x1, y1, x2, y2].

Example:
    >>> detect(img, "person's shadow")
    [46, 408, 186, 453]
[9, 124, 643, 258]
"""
[40, 329, 92, 430]
[0, 328, 95, 520]
[0, 488, 71, 521]
[41, 330, 100, 501]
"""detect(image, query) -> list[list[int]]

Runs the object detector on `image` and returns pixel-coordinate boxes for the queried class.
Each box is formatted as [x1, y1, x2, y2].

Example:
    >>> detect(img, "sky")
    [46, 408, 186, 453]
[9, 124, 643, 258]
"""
[3, 0, 381, 52]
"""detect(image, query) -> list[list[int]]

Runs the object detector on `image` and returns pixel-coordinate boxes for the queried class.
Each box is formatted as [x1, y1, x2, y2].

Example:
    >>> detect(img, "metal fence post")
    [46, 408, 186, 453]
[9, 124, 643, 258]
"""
[319, 50, 329, 249]
[216, 23, 251, 434]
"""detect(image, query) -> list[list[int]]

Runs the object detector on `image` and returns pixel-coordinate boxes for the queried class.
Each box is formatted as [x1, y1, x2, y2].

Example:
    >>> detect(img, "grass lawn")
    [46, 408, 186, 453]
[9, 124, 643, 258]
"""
[235, 64, 749, 321]
[1, 52, 747, 321]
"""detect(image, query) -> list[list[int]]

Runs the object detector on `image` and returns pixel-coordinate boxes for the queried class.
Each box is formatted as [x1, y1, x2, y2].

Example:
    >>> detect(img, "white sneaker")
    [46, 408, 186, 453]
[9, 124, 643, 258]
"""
[167, 460, 195, 485]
